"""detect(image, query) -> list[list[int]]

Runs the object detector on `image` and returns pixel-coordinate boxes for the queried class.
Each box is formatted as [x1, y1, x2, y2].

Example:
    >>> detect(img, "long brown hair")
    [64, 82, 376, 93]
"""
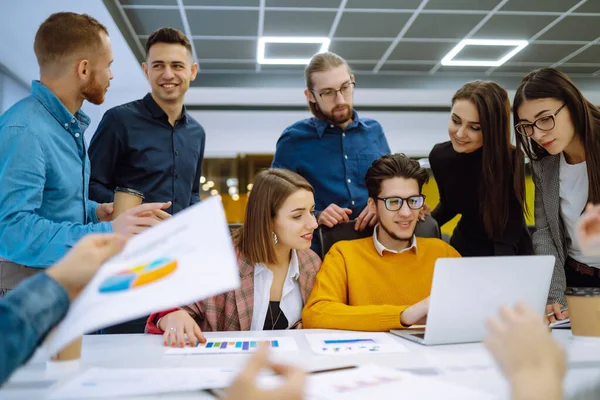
[232, 169, 314, 265]
[453, 81, 527, 239]
[513, 68, 600, 205]
[304, 52, 352, 120]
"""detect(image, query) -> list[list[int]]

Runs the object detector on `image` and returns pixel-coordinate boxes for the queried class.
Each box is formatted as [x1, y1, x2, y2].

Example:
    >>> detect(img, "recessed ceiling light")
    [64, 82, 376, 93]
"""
[441, 39, 529, 67]
[257, 36, 331, 65]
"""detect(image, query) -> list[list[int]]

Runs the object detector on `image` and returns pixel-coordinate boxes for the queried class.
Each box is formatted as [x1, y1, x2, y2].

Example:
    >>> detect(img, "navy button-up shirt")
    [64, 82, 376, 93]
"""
[89, 93, 206, 215]
[272, 110, 390, 218]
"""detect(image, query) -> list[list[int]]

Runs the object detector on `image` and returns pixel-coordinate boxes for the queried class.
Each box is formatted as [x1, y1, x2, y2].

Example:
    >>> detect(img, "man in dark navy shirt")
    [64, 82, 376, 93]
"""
[89, 27, 205, 216]
[272, 52, 390, 255]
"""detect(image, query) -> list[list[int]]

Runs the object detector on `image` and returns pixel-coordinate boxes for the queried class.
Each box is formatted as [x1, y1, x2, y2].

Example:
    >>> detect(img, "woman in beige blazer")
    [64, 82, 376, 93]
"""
[513, 68, 600, 324]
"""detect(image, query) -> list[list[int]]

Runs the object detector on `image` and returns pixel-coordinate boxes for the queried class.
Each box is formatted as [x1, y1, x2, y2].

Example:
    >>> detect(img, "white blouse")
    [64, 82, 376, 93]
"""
[559, 153, 600, 267]
[250, 249, 303, 330]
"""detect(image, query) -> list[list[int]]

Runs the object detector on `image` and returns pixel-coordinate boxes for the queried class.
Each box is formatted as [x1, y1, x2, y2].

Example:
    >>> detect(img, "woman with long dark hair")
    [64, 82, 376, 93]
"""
[429, 81, 531, 256]
[513, 68, 600, 323]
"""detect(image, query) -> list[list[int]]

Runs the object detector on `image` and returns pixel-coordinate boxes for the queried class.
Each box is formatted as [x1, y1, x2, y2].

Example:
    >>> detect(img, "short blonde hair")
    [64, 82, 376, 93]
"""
[304, 52, 353, 119]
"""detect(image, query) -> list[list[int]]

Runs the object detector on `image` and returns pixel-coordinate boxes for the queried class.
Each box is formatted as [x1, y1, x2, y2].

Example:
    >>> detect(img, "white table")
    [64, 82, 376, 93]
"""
[2, 329, 600, 399]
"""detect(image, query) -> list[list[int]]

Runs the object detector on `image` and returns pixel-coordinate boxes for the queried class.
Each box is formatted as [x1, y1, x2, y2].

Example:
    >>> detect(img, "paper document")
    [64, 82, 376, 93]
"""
[165, 336, 298, 355]
[43, 197, 240, 356]
[549, 318, 570, 329]
[305, 364, 497, 400]
[305, 332, 409, 355]
[49, 367, 237, 399]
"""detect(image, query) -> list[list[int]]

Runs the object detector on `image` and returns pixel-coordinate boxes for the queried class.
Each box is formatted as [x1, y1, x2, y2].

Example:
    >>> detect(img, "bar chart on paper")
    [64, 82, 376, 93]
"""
[305, 333, 409, 355]
[165, 337, 298, 355]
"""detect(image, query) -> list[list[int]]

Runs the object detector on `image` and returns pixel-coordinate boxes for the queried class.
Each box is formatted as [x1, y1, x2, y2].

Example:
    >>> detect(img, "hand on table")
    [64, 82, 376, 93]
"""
[159, 309, 206, 347]
[545, 303, 569, 325]
[485, 303, 566, 400]
[112, 202, 171, 237]
[46, 234, 127, 300]
[318, 204, 352, 228]
[354, 205, 378, 231]
[224, 345, 305, 400]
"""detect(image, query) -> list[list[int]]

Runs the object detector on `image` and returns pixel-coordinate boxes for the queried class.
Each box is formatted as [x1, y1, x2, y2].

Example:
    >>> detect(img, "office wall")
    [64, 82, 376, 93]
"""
[0, 72, 29, 114]
[189, 110, 449, 158]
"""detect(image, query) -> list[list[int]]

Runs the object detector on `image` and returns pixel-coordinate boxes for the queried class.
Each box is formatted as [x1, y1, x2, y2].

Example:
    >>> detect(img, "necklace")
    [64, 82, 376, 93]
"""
[268, 302, 284, 330]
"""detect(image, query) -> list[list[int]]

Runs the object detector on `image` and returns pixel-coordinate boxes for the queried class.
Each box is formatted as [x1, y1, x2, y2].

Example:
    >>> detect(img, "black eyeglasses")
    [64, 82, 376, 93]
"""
[515, 104, 566, 137]
[311, 82, 355, 102]
[376, 195, 426, 211]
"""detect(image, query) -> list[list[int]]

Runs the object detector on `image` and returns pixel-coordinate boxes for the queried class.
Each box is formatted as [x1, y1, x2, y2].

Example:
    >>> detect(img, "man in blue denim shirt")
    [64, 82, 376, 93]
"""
[0, 13, 166, 295]
[272, 52, 390, 255]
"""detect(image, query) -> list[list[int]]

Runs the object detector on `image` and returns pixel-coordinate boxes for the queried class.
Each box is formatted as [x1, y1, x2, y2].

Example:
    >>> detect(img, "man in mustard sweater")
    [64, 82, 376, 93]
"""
[303, 153, 460, 331]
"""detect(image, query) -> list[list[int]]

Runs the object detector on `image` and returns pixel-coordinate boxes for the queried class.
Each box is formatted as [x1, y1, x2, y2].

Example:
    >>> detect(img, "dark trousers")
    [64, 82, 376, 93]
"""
[565, 257, 600, 288]
[0, 261, 40, 298]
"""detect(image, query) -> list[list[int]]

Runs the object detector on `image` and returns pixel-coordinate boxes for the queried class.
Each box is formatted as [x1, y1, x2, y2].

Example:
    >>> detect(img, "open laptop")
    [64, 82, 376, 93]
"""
[390, 255, 555, 346]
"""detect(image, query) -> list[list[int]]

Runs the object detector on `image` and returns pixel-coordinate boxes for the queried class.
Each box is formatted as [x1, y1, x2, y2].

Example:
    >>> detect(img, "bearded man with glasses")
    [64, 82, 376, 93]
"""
[303, 154, 460, 331]
[272, 52, 391, 257]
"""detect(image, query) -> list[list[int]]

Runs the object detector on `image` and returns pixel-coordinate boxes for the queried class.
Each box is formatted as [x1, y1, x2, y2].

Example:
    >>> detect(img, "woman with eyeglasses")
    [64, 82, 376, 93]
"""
[146, 169, 321, 346]
[513, 68, 600, 324]
[429, 81, 532, 257]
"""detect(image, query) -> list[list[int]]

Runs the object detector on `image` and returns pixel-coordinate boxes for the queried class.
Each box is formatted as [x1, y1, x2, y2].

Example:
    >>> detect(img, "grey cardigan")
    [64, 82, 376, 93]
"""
[531, 154, 569, 305]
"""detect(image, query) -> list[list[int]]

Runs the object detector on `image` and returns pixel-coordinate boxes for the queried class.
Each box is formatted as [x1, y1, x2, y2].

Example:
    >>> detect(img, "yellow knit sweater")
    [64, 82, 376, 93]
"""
[303, 236, 461, 331]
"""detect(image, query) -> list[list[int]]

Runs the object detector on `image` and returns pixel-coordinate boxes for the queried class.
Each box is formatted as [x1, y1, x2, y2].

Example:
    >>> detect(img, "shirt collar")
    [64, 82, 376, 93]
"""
[254, 249, 300, 280]
[31, 80, 90, 132]
[372, 224, 418, 256]
[313, 109, 365, 137]
[143, 92, 188, 124]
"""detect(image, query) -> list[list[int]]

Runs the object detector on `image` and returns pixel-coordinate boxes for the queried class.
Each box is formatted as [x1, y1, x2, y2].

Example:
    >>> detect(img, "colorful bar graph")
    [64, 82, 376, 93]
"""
[195, 340, 281, 351]
[324, 339, 376, 345]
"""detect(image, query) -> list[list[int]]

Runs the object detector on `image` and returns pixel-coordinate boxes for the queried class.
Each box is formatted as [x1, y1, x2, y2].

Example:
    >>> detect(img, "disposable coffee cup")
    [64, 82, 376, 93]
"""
[50, 336, 82, 361]
[566, 287, 600, 337]
[112, 187, 144, 220]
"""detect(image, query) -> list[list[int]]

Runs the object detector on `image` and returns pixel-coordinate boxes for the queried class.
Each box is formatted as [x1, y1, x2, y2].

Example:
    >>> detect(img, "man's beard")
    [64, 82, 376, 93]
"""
[317, 102, 352, 125]
[82, 72, 107, 105]
[379, 219, 416, 244]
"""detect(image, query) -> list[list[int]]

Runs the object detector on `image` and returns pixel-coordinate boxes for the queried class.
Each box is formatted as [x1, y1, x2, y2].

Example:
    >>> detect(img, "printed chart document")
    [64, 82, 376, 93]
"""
[49, 367, 238, 399]
[305, 332, 409, 355]
[304, 364, 496, 400]
[43, 197, 240, 356]
[165, 336, 298, 355]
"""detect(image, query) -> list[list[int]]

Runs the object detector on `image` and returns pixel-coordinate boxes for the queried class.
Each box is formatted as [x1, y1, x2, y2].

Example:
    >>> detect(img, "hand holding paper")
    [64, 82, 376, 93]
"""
[43, 197, 240, 356]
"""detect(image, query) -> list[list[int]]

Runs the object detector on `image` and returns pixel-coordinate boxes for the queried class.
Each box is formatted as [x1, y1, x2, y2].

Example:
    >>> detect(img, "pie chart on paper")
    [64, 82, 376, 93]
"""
[98, 258, 177, 294]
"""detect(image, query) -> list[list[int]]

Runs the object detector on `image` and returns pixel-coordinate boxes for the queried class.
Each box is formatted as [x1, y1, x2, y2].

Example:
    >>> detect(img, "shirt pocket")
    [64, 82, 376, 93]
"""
[357, 153, 381, 174]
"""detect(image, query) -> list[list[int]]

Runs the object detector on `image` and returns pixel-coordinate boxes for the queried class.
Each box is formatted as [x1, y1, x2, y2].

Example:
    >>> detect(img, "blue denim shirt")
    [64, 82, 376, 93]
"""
[0, 273, 69, 386]
[0, 81, 112, 268]
[272, 111, 391, 217]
